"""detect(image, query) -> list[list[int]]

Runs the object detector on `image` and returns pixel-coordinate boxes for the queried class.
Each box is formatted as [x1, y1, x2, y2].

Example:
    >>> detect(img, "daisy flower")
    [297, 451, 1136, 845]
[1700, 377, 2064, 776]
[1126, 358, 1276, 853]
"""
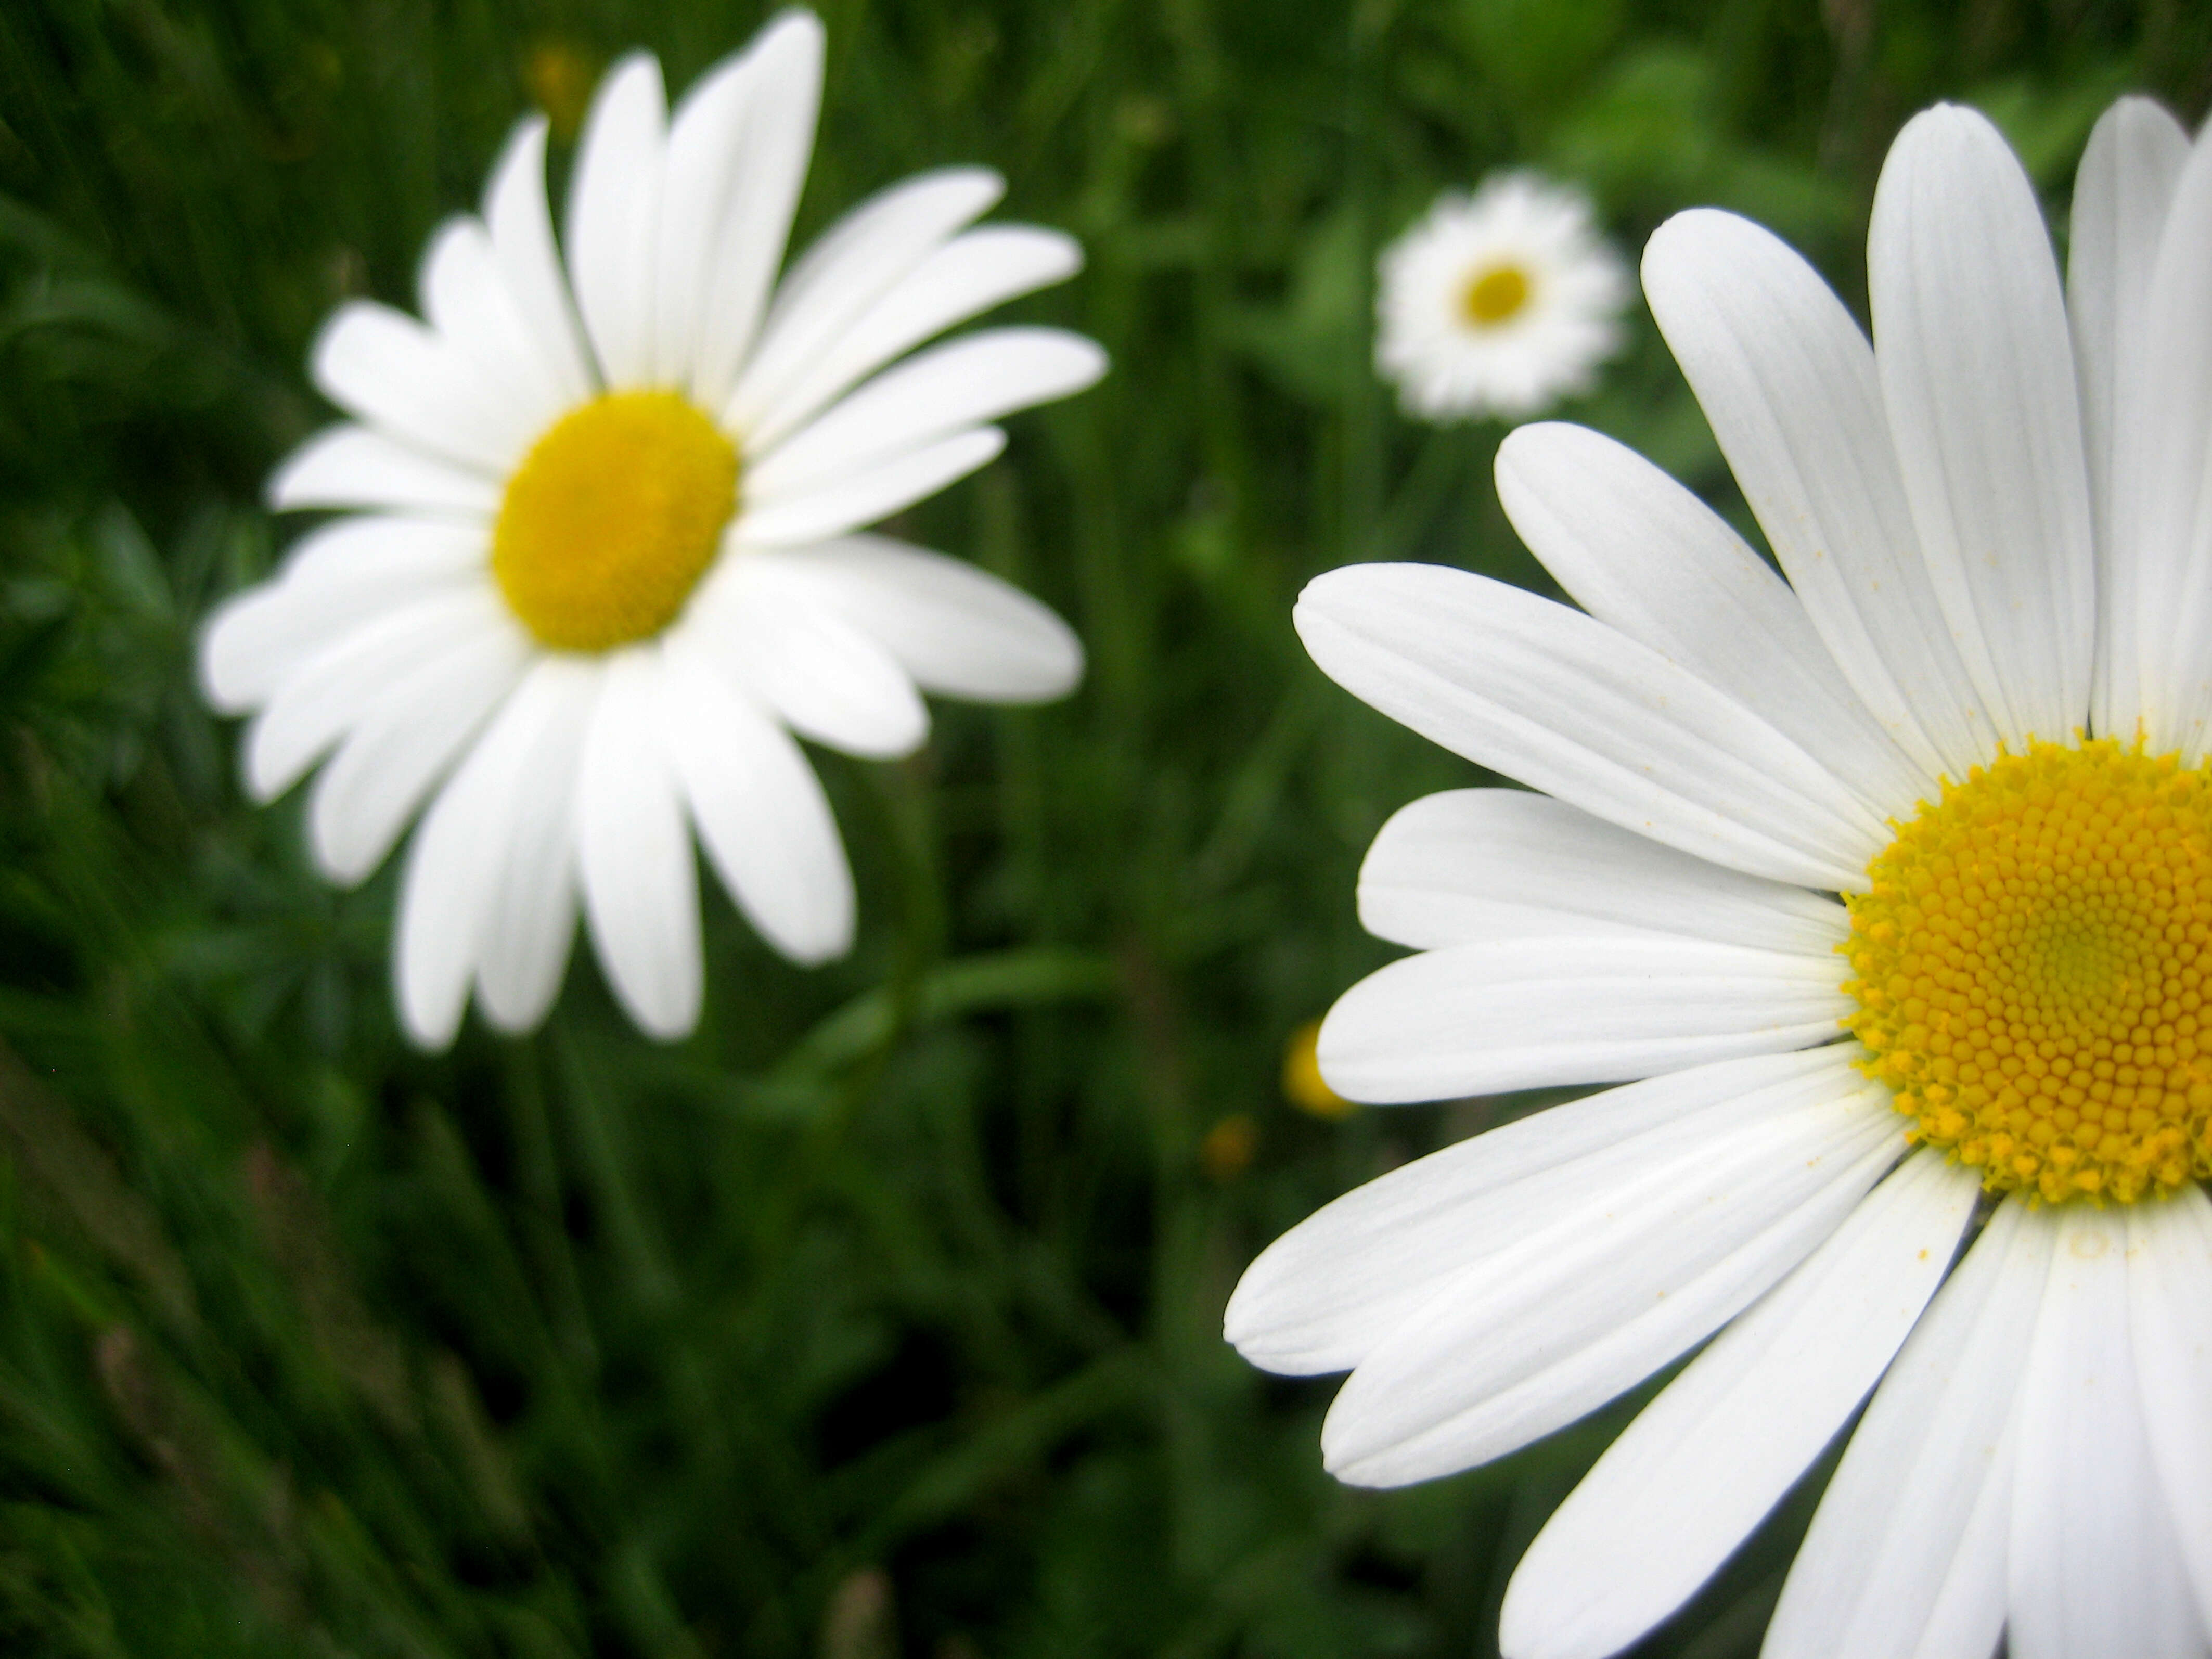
[1373, 172, 1628, 422]
[198, 11, 1104, 1048]
[1229, 98, 2212, 1659]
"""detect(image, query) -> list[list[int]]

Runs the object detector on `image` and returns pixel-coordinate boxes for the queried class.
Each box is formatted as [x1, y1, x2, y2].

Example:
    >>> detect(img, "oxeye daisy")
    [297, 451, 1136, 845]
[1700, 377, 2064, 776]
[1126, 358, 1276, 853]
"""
[1373, 172, 1628, 422]
[1229, 99, 2212, 1659]
[198, 10, 1104, 1048]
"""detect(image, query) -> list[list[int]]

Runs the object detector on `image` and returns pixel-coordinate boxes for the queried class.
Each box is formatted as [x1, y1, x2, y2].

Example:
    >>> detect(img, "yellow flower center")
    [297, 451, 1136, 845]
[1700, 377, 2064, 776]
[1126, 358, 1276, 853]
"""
[492, 390, 739, 653]
[1460, 263, 1532, 329]
[1843, 739, 2212, 1205]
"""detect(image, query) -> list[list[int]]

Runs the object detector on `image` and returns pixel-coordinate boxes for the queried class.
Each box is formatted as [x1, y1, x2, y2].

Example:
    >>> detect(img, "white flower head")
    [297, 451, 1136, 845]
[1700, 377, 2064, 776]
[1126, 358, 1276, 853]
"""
[1374, 172, 1628, 422]
[1233, 98, 2212, 1659]
[199, 10, 1105, 1049]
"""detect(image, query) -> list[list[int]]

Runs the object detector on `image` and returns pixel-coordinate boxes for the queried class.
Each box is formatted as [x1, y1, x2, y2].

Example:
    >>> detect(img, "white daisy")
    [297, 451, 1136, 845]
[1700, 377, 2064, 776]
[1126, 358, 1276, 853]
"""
[1230, 98, 2212, 1659]
[1373, 173, 1628, 422]
[197, 10, 1105, 1048]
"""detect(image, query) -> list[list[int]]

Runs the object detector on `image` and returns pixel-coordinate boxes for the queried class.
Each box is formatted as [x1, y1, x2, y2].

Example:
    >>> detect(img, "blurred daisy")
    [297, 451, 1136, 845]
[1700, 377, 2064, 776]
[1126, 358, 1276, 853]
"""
[1231, 99, 2212, 1659]
[1374, 173, 1627, 421]
[200, 10, 1103, 1047]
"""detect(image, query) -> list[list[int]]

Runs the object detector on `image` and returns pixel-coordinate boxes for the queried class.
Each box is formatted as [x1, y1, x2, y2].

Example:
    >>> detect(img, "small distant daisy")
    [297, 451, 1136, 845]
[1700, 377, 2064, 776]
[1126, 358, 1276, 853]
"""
[199, 9, 1104, 1047]
[1374, 173, 1627, 421]
[1232, 99, 2212, 1658]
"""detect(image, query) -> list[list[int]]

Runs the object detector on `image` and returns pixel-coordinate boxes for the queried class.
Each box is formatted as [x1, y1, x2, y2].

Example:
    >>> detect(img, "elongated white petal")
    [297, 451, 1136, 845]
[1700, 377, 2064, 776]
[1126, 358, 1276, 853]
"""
[482, 115, 595, 403]
[1318, 936, 1849, 1102]
[1357, 789, 1846, 956]
[2069, 97, 2190, 741]
[734, 426, 1007, 546]
[660, 636, 855, 962]
[1764, 1196, 2050, 1659]
[2011, 1202, 2207, 1659]
[2128, 1186, 2212, 1629]
[689, 9, 823, 409]
[473, 659, 597, 1034]
[395, 659, 596, 1047]
[1226, 1046, 1879, 1377]
[2127, 122, 2212, 756]
[690, 558, 927, 756]
[1318, 1090, 1898, 1487]
[308, 619, 528, 882]
[1500, 1151, 1977, 1659]
[1295, 562, 1888, 890]
[759, 536, 1081, 702]
[747, 327, 1102, 497]
[727, 166, 1005, 434]
[242, 588, 505, 800]
[745, 225, 1084, 454]
[198, 518, 486, 713]
[1868, 104, 2095, 752]
[564, 53, 666, 389]
[311, 301, 534, 474]
[651, 44, 756, 389]
[1642, 210, 1990, 782]
[1497, 421, 1930, 818]
[576, 648, 701, 1040]
[267, 425, 500, 517]
[417, 216, 571, 438]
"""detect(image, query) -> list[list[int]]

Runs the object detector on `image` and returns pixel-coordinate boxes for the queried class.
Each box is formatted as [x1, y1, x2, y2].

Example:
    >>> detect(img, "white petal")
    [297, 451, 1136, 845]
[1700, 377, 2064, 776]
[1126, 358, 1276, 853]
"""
[564, 53, 666, 389]
[1294, 563, 1888, 891]
[267, 425, 501, 517]
[2128, 1186, 2212, 1629]
[732, 426, 1007, 547]
[1642, 210, 1990, 782]
[659, 634, 855, 962]
[744, 224, 1084, 454]
[307, 620, 529, 882]
[1868, 104, 2095, 751]
[1227, 1049, 1881, 1379]
[472, 659, 597, 1034]
[2011, 1202, 2207, 1659]
[760, 535, 1082, 703]
[482, 115, 595, 404]
[242, 587, 506, 800]
[198, 518, 488, 713]
[1317, 1086, 1899, 1487]
[689, 557, 928, 756]
[310, 301, 533, 475]
[747, 327, 1102, 497]
[1496, 421, 1930, 819]
[2068, 97, 2190, 742]
[394, 659, 593, 1047]
[1764, 1195, 2051, 1659]
[1318, 936, 1850, 1103]
[1356, 789, 1847, 956]
[689, 10, 824, 410]
[417, 216, 571, 439]
[1499, 1150, 1977, 1659]
[576, 647, 702, 1040]
[2126, 122, 2212, 755]
[726, 166, 1005, 435]
[650, 45, 756, 390]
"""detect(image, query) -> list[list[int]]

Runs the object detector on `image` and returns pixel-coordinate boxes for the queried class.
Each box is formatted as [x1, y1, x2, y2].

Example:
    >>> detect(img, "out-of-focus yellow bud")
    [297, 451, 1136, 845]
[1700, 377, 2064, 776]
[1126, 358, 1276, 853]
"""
[1282, 1018, 1354, 1119]
[1200, 1114, 1259, 1181]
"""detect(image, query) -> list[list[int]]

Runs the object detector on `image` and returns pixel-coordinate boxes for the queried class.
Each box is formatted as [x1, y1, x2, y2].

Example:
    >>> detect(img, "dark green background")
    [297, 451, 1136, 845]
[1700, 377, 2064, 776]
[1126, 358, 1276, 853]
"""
[0, 0, 2202, 1654]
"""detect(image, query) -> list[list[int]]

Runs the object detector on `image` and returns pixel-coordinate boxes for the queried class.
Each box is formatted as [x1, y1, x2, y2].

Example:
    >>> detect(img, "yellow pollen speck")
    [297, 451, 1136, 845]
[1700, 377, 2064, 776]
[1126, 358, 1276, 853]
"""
[1460, 263, 1531, 329]
[1842, 738, 2212, 1206]
[493, 390, 738, 653]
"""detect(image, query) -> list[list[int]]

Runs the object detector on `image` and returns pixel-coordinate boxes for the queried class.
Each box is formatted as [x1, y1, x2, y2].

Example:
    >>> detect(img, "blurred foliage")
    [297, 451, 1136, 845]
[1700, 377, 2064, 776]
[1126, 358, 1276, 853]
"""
[0, 0, 2203, 1655]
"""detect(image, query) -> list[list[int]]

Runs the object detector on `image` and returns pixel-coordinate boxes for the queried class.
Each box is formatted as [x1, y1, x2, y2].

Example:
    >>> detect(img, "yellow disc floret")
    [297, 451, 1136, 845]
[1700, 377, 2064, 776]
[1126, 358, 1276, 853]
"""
[493, 390, 739, 652]
[1843, 738, 2212, 1205]
[1461, 264, 1532, 329]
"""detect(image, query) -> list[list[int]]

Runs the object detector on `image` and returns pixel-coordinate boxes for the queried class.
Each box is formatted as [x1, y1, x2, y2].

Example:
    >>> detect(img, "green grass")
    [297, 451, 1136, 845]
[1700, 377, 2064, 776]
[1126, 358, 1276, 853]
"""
[0, 0, 2203, 1654]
